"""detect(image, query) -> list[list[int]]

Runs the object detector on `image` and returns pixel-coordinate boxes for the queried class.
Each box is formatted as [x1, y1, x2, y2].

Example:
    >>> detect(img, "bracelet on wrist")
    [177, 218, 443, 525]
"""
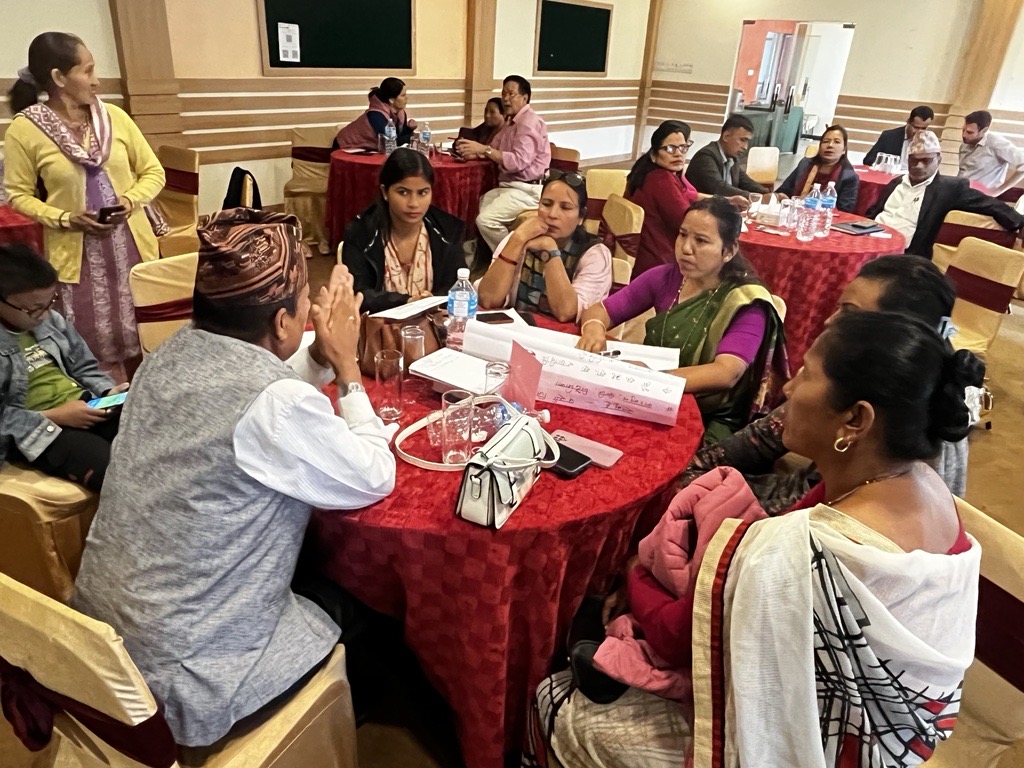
[581, 318, 606, 334]
[497, 253, 519, 267]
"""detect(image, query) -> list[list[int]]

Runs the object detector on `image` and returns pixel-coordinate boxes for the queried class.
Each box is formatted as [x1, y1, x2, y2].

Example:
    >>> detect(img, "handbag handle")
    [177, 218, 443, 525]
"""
[394, 395, 559, 472]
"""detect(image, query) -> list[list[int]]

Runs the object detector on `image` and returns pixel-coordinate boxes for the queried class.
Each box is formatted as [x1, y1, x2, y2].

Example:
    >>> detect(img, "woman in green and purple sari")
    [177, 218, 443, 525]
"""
[578, 197, 787, 443]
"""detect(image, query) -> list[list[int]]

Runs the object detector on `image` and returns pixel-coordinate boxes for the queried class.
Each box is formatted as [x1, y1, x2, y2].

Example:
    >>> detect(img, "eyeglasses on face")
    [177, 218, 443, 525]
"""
[544, 168, 586, 188]
[658, 142, 693, 155]
[0, 291, 59, 319]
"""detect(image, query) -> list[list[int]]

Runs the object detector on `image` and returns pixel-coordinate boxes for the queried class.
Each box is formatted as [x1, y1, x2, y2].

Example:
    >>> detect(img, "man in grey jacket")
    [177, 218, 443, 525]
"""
[685, 114, 769, 200]
[0, 243, 127, 489]
[73, 209, 397, 747]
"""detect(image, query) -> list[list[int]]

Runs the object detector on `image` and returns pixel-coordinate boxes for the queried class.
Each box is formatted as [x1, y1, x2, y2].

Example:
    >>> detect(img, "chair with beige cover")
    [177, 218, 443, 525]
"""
[930, 209, 1020, 272]
[128, 252, 199, 355]
[804, 144, 819, 159]
[600, 194, 645, 341]
[0, 463, 97, 603]
[550, 143, 581, 172]
[746, 146, 780, 189]
[923, 499, 1024, 768]
[152, 146, 201, 259]
[584, 169, 628, 234]
[0, 572, 358, 768]
[942, 237, 1024, 360]
[283, 126, 336, 256]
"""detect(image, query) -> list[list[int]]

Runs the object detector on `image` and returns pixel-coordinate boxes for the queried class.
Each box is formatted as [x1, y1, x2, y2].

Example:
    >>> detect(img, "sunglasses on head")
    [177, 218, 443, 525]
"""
[544, 168, 586, 188]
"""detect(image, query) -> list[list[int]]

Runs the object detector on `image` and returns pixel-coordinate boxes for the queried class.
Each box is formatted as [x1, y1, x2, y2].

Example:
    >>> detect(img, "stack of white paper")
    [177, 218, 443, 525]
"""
[369, 296, 447, 320]
[408, 348, 490, 394]
[461, 322, 686, 425]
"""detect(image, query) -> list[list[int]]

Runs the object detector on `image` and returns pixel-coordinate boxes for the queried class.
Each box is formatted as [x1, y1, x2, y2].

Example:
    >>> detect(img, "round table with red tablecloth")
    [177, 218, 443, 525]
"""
[0, 205, 44, 253]
[852, 166, 988, 217]
[325, 150, 498, 251]
[307, 381, 703, 768]
[740, 211, 905, 371]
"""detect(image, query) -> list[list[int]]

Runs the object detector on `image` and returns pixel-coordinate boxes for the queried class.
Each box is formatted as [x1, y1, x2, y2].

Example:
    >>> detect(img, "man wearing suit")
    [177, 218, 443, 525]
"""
[685, 115, 769, 200]
[868, 131, 1023, 257]
[863, 106, 934, 167]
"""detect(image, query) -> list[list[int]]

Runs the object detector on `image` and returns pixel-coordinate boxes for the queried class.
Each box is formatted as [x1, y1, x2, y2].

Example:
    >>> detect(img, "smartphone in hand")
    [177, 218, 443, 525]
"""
[96, 205, 127, 224]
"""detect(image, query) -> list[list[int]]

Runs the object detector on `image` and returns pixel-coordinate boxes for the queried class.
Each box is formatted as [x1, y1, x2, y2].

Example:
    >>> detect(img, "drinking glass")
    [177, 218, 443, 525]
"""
[779, 198, 793, 229]
[441, 389, 473, 464]
[374, 349, 403, 423]
[484, 361, 510, 395]
[746, 192, 762, 224]
[787, 198, 802, 231]
[401, 325, 428, 404]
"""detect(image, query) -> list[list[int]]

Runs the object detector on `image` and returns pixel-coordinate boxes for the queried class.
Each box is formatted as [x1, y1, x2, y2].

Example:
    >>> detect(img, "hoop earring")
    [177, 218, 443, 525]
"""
[833, 436, 851, 453]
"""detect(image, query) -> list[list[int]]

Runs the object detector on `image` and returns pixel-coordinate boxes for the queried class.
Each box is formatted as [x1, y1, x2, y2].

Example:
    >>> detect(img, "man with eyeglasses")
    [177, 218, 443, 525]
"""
[685, 114, 769, 200]
[0, 244, 127, 490]
[456, 74, 552, 254]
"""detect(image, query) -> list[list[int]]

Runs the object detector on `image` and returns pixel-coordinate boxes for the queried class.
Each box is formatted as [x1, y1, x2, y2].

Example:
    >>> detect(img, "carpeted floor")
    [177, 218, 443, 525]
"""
[307, 251, 1024, 767]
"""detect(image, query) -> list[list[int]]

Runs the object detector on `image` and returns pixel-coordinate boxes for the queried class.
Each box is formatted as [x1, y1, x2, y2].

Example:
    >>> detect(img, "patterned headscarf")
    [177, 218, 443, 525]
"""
[196, 208, 308, 305]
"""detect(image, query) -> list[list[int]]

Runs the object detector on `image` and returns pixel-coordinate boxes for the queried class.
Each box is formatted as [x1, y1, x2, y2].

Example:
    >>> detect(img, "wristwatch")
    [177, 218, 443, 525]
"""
[542, 248, 563, 263]
[345, 382, 366, 396]
[484, 146, 493, 158]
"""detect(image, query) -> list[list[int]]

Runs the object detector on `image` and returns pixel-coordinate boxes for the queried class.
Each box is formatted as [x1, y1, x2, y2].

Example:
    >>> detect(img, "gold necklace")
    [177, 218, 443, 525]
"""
[826, 468, 913, 506]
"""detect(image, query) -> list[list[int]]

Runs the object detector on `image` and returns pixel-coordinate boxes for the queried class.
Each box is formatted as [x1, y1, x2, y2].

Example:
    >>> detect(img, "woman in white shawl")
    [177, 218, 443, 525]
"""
[526, 311, 983, 768]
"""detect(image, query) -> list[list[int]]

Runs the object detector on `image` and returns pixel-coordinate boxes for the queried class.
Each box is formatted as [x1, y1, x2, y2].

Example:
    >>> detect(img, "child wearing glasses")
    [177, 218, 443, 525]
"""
[0, 244, 126, 490]
[476, 169, 612, 323]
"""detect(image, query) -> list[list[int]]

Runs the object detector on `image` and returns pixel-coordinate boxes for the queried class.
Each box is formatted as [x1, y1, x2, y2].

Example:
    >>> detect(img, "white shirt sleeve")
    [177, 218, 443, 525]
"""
[234, 379, 398, 509]
[285, 339, 335, 388]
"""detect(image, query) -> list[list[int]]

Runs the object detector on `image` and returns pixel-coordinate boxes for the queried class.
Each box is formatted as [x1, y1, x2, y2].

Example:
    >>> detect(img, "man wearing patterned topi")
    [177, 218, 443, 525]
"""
[73, 208, 397, 747]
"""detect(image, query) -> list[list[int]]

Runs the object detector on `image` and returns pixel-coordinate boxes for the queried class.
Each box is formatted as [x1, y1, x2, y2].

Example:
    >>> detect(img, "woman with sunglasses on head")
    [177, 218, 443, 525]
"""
[776, 124, 860, 211]
[0, 244, 127, 491]
[342, 148, 465, 313]
[476, 169, 611, 322]
[577, 197, 786, 443]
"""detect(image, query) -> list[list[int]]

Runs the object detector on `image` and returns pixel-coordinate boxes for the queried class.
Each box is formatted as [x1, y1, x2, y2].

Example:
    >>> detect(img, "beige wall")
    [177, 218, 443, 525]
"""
[654, 0, 981, 104]
[991, 9, 1024, 110]
[166, 0, 467, 79]
[0, 0, 121, 79]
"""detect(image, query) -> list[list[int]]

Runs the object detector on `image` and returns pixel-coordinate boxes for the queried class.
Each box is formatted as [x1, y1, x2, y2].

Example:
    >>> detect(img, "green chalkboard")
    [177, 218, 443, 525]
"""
[537, 1, 611, 73]
[263, 0, 412, 70]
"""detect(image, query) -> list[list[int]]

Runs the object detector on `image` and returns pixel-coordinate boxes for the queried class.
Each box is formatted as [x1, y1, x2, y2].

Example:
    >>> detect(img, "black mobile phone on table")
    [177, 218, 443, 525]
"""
[477, 312, 515, 325]
[544, 444, 593, 479]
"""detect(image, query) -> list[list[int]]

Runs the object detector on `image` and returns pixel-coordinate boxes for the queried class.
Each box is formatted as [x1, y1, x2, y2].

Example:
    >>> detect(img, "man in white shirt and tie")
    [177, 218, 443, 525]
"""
[958, 110, 1024, 196]
[74, 209, 397, 747]
[870, 131, 1023, 257]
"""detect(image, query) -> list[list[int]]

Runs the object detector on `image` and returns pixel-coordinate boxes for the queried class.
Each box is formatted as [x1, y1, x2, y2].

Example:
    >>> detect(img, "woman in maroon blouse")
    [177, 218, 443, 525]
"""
[625, 120, 699, 277]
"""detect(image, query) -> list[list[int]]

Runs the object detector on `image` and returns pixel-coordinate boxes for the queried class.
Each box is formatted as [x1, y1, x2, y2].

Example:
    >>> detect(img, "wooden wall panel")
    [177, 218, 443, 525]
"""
[644, 81, 729, 134]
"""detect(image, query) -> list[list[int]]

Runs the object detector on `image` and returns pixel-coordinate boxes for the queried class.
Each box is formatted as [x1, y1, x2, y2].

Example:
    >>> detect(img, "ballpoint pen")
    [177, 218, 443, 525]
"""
[599, 350, 621, 358]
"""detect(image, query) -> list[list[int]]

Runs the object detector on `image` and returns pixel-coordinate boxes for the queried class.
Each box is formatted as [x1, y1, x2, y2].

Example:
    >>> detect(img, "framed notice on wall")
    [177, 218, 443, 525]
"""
[535, 0, 612, 76]
[258, 0, 415, 75]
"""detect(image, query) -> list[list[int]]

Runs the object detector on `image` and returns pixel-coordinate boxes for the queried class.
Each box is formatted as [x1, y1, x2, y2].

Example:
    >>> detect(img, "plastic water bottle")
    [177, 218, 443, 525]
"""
[797, 186, 820, 242]
[383, 118, 397, 156]
[817, 181, 837, 237]
[420, 122, 431, 149]
[446, 268, 477, 351]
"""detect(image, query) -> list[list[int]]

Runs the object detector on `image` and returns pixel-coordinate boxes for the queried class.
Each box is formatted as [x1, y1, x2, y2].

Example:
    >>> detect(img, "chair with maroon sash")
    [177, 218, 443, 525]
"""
[930, 209, 1020, 272]
[0, 572, 358, 768]
[283, 127, 337, 257]
[583, 169, 627, 235]
[923, 500, 1024, 768]
[152, 146, 201, 259]
[128, 252, 199, 355]
[944, 237, 1024, 361]
[550, 143, 581, 173]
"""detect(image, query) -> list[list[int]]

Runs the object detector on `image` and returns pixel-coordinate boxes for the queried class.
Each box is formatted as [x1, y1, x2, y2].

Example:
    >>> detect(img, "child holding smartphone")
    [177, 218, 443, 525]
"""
[0, 244, 127, 490]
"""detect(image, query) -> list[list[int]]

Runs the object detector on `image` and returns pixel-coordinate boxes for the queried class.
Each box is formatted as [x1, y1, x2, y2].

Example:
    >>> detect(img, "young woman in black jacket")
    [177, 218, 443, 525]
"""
[342, 149, 466, 313]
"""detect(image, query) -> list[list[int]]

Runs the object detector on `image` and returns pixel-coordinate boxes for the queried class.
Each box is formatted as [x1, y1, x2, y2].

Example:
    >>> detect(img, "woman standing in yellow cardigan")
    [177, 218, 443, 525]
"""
[4, 32, 165, 381]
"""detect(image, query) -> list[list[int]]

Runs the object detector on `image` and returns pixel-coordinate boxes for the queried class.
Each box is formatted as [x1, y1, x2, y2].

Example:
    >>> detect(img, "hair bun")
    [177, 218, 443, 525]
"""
[927, 349, 985, 443]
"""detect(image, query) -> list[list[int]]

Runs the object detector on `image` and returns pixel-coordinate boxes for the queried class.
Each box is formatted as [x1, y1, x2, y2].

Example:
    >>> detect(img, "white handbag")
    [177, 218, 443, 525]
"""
[394, 396, 559, 529]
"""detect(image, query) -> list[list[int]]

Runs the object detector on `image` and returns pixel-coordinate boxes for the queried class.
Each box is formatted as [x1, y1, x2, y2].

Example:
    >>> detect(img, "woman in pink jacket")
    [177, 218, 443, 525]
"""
[334, 77, 416, 151]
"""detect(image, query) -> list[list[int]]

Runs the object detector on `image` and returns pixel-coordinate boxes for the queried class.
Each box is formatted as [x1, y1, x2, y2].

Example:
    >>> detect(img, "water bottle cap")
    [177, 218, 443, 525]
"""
[457, 268, 470, 279]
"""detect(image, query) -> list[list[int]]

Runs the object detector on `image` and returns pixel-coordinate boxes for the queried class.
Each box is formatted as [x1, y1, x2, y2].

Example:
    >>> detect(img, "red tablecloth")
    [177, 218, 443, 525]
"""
[308, 383, 703, 768]
[853, 166, 988, 217]
[0, 205, 44, 252]
[325, 151, 498, 250]
[740, 211, 905, 371]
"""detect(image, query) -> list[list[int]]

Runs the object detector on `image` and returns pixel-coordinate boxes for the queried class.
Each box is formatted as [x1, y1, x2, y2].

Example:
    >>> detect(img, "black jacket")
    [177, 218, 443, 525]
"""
[776, 158, 860, 212]
[341, 204, 466, 313]
[867, 173, 1024, 257]
[863, 126, 908, 167]
[684, 141, 769, 197]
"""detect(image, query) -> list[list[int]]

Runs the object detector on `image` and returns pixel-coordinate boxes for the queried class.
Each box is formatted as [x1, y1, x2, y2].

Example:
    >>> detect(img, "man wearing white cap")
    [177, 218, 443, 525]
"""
[868, 131, 1023, 257]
